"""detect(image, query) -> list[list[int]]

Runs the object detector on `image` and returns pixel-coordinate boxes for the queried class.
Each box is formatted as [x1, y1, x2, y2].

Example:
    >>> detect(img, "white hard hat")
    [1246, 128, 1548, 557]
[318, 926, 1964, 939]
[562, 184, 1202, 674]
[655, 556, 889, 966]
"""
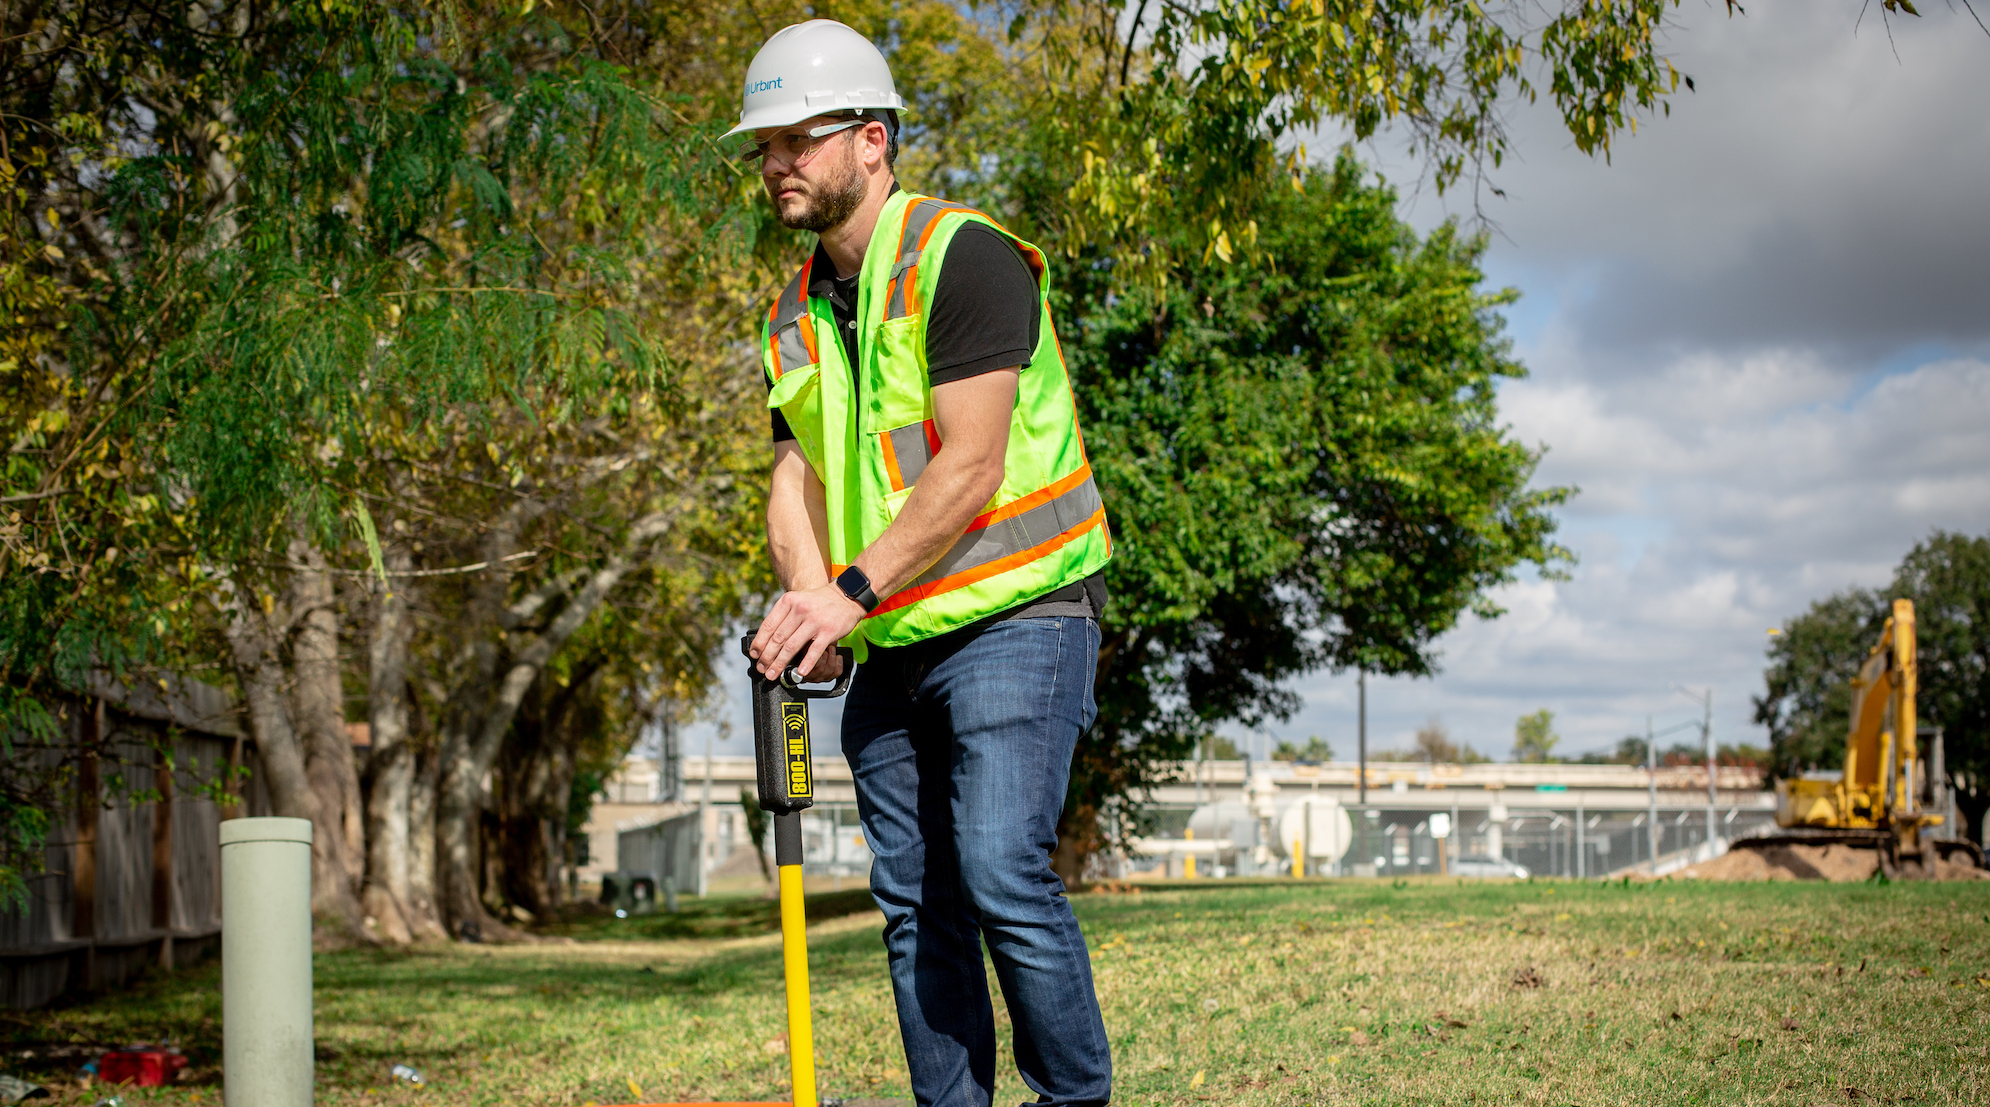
[723, 20, 907, 138]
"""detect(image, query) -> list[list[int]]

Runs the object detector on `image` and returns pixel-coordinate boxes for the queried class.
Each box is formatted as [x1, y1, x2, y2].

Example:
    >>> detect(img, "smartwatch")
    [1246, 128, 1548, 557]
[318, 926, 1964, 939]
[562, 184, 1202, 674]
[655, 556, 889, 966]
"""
[835, 565, 879, 613]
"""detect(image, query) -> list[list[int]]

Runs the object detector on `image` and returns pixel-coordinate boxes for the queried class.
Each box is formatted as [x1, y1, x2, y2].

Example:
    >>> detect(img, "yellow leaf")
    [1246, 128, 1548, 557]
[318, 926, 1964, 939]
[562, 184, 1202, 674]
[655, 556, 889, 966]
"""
[626, 1077, 642, 1098]
[43, 244, 63, 260]
[1213, 231, 1233, 263]
[1190, 1070, 1206, 1089]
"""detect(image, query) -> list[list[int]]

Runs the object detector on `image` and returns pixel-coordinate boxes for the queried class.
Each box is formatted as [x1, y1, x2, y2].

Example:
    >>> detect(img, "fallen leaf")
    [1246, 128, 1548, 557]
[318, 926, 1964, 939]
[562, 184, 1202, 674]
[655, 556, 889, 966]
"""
[1190, 1069, 1206, 1089]
[1780, 1017, 1800, 1031]
[762, 1034, 789, 1054]
[1349, 1030, 1371, 1046]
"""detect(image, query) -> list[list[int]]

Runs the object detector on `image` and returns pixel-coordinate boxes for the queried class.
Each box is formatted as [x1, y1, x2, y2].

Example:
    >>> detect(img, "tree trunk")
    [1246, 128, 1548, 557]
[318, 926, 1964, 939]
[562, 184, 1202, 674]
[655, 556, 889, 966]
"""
[405, 743, 445, 938]
[289, 541, 365, 929]
[218, 579, 313, 822]
[361, 540, 416, 944]
[1051, 801, 1103, 891]
[493, 662, 596, 917]
[433, 510, 672, 938]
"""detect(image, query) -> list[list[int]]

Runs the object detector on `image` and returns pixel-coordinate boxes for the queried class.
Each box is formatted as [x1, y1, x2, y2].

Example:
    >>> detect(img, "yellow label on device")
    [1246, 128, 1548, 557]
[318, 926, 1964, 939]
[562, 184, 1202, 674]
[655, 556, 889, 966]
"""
[782, 701, 812, 802]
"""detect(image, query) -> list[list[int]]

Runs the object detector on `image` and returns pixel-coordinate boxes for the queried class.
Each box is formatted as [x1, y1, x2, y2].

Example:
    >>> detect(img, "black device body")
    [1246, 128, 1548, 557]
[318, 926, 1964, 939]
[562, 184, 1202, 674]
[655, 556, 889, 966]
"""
[741, 635, 854, 858]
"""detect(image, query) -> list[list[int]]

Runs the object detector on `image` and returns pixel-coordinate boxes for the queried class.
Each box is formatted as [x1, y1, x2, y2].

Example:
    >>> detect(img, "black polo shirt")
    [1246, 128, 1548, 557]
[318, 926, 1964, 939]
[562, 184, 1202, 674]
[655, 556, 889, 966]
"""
[768, 205, 1104, 623]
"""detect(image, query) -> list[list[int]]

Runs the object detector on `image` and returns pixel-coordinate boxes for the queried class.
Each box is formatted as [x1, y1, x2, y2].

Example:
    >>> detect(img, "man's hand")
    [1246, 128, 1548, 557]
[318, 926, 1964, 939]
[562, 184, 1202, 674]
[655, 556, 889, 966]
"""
[749, 584, 863, 681]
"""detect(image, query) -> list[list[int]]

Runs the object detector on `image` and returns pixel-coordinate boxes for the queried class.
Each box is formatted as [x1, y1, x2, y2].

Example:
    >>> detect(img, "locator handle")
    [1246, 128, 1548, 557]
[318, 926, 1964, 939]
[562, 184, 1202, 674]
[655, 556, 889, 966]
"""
[741, 636, 854, 816]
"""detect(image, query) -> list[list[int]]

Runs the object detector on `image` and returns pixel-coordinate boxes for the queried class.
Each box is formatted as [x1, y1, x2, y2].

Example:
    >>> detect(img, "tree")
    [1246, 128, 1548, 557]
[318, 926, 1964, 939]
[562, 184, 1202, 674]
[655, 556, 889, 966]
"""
[1042, 157, 1570, 879]
[1272, 737, 1334, 762]
[1757, 531, 1990, 842]
[0, 0, 763, 930]
[1579, 736, 1650, 765]
[1513, 709, 1561, 763]
[1413, 718, 1488, 763]
[1753, 591, 1876, 776]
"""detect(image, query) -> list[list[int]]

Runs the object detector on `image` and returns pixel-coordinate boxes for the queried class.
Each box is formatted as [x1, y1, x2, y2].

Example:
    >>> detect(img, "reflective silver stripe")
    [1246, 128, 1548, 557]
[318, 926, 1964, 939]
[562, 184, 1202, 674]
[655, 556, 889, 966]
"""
[885, 422, 934, 488]
[770, 264, 813, 376]
[904, 474, 1103, 590]
[884, 199, 963, 320]
[777, 321, 812, 376]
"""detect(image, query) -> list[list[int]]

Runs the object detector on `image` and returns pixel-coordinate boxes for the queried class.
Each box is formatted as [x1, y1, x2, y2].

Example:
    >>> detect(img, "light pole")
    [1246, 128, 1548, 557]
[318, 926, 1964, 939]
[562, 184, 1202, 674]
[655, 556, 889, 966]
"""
[1675, 685, 1716, 854]
[1357, 669, 1367, 808]
[1646, 714, 1656, 871]
[1645, 716, 1702, 872]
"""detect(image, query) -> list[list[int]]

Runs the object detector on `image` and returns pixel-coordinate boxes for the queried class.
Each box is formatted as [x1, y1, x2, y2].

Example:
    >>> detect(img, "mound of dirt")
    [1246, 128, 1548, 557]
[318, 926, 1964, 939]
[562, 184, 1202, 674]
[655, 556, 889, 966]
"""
[1678, 843, 1988, 882]
[1933, 855, 1990, 881]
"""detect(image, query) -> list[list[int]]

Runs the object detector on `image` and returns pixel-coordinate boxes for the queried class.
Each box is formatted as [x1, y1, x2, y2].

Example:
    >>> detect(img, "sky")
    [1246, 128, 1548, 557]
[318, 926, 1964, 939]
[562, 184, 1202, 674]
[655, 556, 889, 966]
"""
[1267, 3, 1990, 761]
[675, 4, 1990, 766]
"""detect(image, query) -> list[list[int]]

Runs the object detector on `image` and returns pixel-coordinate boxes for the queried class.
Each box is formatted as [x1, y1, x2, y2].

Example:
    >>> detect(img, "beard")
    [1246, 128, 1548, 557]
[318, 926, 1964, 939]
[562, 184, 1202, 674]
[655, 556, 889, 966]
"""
[772, 142, 867, 233]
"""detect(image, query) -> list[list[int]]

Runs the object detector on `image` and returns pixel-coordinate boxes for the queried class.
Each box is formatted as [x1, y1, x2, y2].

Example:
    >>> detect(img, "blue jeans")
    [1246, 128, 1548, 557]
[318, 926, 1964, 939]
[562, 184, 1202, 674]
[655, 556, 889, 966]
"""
[842, 616, 1112, 1107]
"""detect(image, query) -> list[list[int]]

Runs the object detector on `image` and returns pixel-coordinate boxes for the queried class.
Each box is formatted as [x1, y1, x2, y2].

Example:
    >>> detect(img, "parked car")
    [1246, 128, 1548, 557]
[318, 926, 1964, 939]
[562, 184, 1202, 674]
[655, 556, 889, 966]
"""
[1452, 857, 1530, 879]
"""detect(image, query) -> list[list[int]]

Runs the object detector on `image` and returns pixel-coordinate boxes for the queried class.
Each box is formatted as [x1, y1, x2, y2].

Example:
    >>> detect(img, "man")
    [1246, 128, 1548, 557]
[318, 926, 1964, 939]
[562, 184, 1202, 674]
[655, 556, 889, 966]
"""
[730, 20, 1114, 1107]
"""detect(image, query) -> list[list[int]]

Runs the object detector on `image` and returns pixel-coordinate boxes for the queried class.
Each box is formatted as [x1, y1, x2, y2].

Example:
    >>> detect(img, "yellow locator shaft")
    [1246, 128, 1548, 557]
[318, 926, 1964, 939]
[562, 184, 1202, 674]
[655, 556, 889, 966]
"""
[779, 861, 815, 1107]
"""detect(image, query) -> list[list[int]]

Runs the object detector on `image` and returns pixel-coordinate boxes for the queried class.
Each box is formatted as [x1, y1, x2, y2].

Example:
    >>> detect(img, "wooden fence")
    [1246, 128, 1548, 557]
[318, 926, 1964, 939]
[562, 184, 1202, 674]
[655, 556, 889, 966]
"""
[0, 677, 271, 1010]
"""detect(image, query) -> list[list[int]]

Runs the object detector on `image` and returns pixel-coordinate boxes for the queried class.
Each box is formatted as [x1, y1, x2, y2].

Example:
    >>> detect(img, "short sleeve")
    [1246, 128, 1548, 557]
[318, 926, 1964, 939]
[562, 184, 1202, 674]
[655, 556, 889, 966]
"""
[924, 223, 1041, 387]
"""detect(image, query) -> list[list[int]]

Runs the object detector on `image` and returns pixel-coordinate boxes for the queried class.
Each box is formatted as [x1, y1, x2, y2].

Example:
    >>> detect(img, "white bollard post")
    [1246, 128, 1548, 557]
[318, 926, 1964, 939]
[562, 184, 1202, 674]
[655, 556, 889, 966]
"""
[222, 817, 315, 1107]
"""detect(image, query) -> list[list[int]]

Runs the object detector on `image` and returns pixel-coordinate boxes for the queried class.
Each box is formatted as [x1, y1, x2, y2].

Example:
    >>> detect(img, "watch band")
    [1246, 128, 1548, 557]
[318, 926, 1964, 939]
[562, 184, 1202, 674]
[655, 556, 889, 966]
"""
[835, 564, 879, 613]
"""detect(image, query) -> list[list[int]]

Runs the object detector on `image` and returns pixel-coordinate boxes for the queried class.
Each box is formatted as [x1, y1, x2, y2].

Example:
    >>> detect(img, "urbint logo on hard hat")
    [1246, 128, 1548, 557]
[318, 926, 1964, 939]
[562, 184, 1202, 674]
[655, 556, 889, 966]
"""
[722, 19, 907, 138]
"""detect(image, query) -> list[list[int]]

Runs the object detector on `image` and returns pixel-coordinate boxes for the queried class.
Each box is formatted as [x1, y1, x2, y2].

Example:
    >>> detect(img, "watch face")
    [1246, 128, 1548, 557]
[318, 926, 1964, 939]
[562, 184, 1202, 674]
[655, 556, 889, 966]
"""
[838, 566, 876, 610]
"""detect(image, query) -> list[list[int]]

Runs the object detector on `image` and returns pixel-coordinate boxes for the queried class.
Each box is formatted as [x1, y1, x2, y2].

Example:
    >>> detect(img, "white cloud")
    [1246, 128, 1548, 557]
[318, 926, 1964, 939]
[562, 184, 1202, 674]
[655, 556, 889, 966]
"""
[1268, 352, 1990, 760]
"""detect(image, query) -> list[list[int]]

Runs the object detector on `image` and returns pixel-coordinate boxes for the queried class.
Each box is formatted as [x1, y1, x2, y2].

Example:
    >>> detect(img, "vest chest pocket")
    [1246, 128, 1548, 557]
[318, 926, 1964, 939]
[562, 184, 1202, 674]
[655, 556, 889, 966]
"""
[767, 359, 821, 409]
[865, 316, 928, 431]
[768, 360, 827, 468]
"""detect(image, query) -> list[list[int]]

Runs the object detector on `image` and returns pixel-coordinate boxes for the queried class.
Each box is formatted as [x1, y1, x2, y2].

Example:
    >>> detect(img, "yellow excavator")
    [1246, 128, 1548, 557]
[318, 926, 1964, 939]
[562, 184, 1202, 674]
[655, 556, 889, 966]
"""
[1738, 598, 1982, 877]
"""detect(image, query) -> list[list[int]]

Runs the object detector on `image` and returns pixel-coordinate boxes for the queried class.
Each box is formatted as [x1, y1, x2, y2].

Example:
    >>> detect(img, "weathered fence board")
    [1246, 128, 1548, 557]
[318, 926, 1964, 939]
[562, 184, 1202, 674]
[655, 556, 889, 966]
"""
[0, 683, 270, 1009]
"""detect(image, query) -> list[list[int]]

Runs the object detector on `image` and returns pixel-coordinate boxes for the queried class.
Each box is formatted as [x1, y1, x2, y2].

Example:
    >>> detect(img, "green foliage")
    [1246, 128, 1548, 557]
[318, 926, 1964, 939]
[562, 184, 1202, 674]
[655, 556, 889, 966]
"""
[1513, 708, 1561, 763]
[1056, 156, 1568, 846]
[1890, 533, 1990, 786]
[567, 768, 610, 841]
[1024, 0, 1695, 278]
[1272, 736, 1334, 762]
[1755, 590, 1876, 774]
[1, 0, 761, 911]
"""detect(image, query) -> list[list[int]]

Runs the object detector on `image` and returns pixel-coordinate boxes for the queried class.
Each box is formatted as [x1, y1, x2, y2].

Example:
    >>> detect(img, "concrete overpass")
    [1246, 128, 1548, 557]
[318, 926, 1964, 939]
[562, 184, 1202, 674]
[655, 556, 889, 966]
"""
[580, 755, 1774, 885]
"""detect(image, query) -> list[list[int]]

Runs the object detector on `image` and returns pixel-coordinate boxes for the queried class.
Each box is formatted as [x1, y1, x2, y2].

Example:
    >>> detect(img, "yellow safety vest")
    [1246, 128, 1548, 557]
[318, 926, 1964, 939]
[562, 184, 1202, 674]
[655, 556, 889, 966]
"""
[761, 190, 1111, 653]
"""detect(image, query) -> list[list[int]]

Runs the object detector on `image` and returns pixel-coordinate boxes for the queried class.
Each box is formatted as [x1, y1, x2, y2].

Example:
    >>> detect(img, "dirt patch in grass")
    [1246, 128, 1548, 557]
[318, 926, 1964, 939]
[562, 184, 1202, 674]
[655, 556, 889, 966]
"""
[1680, 844, 1989, 882]
[1681, 844, 1880, 881]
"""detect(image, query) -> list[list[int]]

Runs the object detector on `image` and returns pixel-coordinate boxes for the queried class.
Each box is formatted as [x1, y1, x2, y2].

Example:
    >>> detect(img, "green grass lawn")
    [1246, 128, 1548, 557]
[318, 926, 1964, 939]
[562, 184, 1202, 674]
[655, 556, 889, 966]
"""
[5, 877, 1988, 1105]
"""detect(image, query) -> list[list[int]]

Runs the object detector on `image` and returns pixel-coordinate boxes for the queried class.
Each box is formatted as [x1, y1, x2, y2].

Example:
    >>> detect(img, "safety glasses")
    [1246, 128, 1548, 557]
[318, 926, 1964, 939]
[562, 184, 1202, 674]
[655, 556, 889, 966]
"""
[740, 119, 866, 168]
